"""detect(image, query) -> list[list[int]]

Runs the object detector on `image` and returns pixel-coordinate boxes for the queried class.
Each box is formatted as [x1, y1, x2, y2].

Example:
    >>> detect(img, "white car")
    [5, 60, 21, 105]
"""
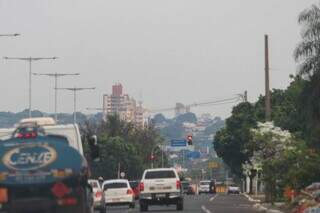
[139, 168, 183, 211]
[227, 185, 240, 194]
[102, 179, 135, 208]
[88, 179, 105, 213]
[198, 180, 211, 194]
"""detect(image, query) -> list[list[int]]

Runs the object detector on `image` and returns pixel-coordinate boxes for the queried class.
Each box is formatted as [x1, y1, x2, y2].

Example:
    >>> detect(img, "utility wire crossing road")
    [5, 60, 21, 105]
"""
[101, 194, 261, 213]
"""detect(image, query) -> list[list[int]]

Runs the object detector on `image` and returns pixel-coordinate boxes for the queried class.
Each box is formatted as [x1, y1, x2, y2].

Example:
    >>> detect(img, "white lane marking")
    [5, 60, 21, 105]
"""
[201, 205, 212, 213]
[209, 194, 218, 202]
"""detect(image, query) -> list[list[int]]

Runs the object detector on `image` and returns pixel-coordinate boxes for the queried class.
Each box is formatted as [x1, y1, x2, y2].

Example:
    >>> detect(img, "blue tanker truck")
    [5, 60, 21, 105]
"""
[0, 118, 97, 213]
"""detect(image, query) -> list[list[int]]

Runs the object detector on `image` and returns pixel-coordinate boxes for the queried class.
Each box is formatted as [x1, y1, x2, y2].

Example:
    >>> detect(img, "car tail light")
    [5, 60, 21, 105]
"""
[0, 188, 8, 203]
[57, 197, 77, 206]
[139, 182, 144, 192]
[15, 132, 37, 139]
[51, 183, 70, 198]
[95, 191, 102, 198]
[176, 180, 181, 189]
[127, 189, 133, 195]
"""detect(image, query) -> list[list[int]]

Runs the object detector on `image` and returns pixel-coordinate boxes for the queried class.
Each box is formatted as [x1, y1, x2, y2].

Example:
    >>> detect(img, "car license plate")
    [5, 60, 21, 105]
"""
[156, 194, 166, 198]
[112, 198, 120, 202]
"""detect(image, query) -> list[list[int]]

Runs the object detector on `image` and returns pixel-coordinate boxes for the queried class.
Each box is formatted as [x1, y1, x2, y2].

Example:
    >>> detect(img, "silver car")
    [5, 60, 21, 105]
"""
[88, 179, 106, 213]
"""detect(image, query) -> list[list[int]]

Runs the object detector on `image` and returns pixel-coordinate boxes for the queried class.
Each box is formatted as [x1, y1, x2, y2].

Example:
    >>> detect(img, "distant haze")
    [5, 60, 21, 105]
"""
[0, 0, 317, 118]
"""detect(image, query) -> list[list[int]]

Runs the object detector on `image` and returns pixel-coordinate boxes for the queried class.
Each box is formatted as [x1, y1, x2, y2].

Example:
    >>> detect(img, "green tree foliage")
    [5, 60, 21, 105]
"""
[249, 123, 320, 201]
[81, 115, 167, 180]
[214, 77, 306, 178]
[295, 3, 320, 148]
[255, 77, 306, 135]
[214, 102, 257, 177]
[152, 113, 167, 124]
[175, 112, 197, 124]
[160, 123, 184, 139]
[204, 117, 225, 135]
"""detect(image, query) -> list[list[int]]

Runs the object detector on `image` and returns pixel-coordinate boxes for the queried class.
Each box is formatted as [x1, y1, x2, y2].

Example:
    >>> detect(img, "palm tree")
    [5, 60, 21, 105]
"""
[295, 3, 320, 148]
[295, 3, 320, 77]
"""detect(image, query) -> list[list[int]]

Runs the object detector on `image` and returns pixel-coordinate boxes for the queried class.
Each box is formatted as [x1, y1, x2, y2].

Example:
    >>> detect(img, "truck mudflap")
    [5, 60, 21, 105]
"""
[0, 136, 87, 185]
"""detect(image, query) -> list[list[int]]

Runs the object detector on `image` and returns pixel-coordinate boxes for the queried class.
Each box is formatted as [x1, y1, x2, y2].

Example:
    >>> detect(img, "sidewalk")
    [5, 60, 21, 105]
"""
[244, 193, 285, 213]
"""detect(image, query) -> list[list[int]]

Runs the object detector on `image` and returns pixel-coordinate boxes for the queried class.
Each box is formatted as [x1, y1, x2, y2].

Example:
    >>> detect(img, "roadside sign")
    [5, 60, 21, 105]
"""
[120, 172, 125, 178]
[171, 139, 187, 147]
[208, 161, 219, 169]
[186, 151, 201, 159]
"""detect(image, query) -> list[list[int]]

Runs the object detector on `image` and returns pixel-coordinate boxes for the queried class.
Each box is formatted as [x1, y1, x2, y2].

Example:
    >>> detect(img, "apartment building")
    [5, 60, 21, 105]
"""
[103, 84, 145, 127]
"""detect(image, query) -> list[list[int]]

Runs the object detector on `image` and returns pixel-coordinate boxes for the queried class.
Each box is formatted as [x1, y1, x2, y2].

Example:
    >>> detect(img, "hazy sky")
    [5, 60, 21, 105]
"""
[0, 0, 317, 118]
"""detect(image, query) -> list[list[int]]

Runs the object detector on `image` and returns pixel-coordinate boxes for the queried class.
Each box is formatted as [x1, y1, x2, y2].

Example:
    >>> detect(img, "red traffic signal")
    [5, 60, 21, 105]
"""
[150, 155, 155, 160]
[187, 135, 193, 145]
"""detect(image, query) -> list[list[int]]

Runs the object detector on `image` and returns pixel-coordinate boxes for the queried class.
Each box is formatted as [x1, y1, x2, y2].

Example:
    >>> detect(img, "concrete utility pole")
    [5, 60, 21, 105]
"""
[244, 91, 248, 102]
[265, 35, 271, 121]
[33, 72, 79, 122]
[57, 87, 95, 123]
[3, 56, 58, 118]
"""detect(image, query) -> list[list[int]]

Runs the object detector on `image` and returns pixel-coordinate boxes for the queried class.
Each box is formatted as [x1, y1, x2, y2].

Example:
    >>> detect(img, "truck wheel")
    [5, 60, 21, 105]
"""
[140, 200, 148, 212]
[176, 198, 183, 211]
[99, 207, 106, 213]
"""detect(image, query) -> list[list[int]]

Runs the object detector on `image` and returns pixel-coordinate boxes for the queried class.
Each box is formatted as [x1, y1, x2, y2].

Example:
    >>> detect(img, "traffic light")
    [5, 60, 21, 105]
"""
[88, 135, 100, 161]
[187, 135, 193, 145]
[150, 154, 155, 161]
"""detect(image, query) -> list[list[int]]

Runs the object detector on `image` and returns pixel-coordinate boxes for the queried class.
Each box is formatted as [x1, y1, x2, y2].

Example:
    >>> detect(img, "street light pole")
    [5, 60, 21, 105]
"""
[57, 87, 95, 123]
[3, 56, 58, 118]
[0, 34, 20, 37]
[33, 72, 79, 121]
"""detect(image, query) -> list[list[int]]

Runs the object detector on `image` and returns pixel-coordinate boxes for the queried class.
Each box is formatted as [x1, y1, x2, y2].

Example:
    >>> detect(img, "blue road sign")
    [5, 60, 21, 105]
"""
[186, 151, 201, 159]
[171, 139, 187, 147]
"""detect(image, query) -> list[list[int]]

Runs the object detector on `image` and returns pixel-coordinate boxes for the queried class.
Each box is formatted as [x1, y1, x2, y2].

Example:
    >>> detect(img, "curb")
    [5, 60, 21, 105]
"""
[243, 193, 262, 203]
[244, 194, 284, 213]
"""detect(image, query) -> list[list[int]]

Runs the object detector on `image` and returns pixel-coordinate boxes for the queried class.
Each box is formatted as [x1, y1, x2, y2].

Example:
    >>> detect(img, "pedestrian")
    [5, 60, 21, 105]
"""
[209, 179, 216, 194]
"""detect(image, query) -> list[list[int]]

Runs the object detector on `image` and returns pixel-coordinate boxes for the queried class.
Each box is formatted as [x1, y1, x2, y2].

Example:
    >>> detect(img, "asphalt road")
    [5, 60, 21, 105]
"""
[101, 194, 261, 213]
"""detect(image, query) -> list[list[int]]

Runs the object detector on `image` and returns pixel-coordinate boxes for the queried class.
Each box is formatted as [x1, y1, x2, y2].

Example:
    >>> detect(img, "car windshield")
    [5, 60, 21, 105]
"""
[104, 182, 127, 190]
[200, 182, 210, 185]
[145, 170, 176, 179]
[129, 181, 139, 188]
[182, 182, 190, 187]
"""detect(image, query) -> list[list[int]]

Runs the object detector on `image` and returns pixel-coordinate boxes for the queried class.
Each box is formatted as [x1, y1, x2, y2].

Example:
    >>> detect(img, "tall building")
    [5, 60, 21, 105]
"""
[103, 84, 145, 127]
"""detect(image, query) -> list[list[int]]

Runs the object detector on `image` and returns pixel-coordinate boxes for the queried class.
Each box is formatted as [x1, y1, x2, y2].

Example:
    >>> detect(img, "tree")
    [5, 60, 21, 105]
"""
[152, 113, 167, 124]
[175, 112, 197, 124]
[295, 3, 320, 148]
[295, 3, 320, 78]
[81, 115, 167, 180]
[248, 122, 320, 202]
[214, 102, 257, 177]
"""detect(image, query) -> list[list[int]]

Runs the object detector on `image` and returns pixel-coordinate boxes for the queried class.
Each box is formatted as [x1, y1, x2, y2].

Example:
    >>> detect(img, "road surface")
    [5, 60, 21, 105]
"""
[102, 194, 260, 213]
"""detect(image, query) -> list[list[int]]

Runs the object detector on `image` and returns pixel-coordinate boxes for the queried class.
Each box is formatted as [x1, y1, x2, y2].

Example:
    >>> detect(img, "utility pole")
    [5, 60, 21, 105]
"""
[244, 91, 248, 102]
[117, 162, 121, 179]
[265, 35, 271, 121]
[33, 72, 79, 122]
[57, 87, 95, 123]
[3, 56, 58, 118]
[161, 145, 164, 168]
[0, 33, 20, 37]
